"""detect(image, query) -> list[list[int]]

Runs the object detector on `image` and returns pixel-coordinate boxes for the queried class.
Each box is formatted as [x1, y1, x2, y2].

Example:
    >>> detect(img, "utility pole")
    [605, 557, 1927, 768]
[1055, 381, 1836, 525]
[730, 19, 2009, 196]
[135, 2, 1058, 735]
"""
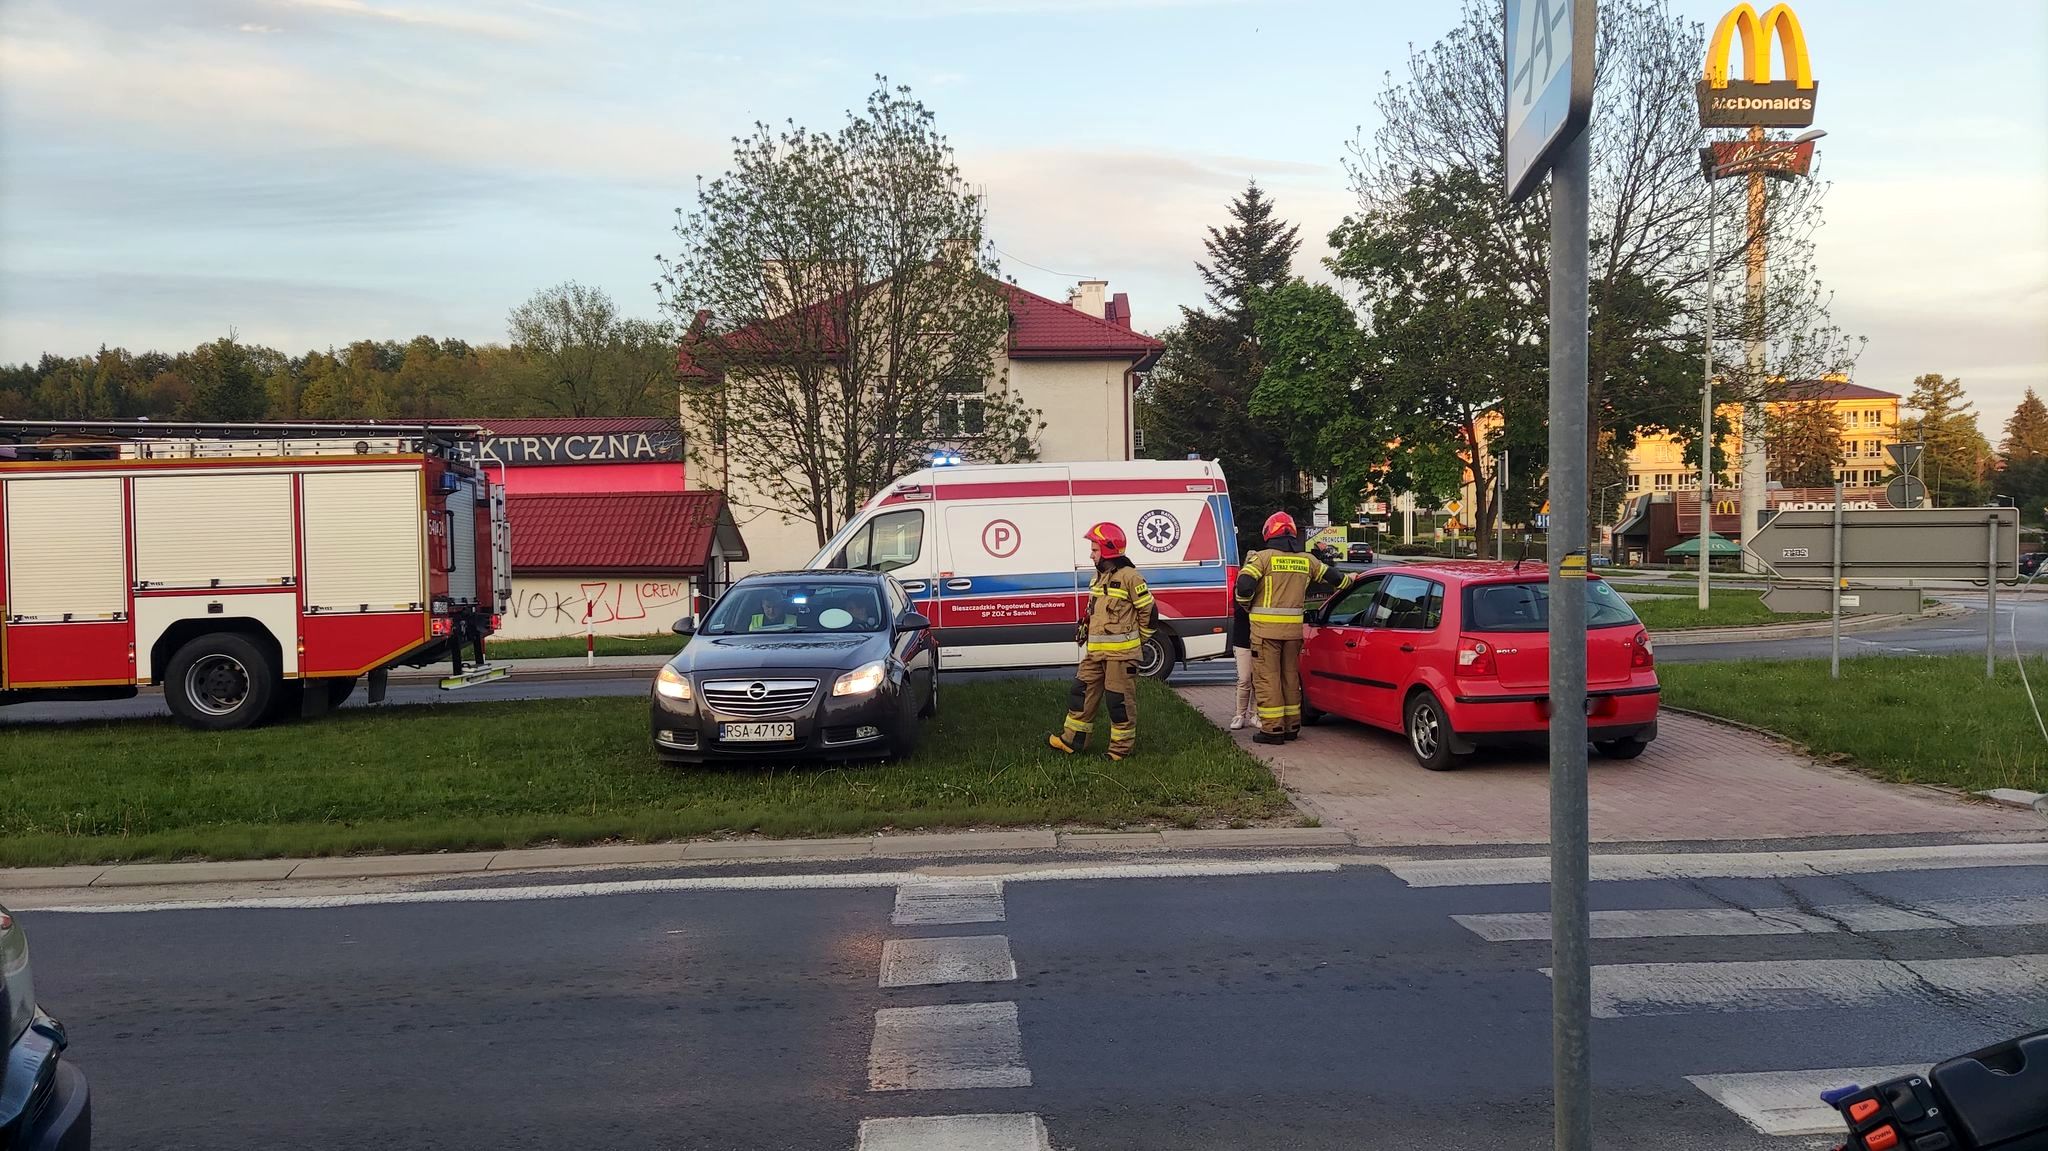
[1701, 178, 1717, 609]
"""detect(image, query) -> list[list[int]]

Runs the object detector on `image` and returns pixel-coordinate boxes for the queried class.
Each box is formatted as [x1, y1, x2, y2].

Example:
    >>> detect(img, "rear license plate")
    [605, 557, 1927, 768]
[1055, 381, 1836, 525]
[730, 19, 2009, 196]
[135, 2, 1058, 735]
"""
[721, 722, 795, 743]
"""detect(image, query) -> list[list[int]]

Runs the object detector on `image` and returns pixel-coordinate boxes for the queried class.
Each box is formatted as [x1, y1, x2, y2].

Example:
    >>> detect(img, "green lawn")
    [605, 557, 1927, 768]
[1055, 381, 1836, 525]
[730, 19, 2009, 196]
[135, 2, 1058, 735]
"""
[0, 678, 1291, 867]
[1660, 656, 2048, 794]
[1626, 587, 1826, 631]
[486, 633, 681, 660]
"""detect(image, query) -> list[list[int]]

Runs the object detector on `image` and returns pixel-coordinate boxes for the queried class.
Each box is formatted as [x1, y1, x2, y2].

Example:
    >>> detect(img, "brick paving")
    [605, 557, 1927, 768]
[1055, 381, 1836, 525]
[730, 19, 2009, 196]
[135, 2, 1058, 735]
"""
[1178, 685, 2045, 846]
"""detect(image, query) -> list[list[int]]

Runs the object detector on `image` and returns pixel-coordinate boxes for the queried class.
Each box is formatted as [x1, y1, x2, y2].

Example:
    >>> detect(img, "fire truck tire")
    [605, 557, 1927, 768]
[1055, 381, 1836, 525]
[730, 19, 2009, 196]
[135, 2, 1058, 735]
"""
[164, 633, 278, 731]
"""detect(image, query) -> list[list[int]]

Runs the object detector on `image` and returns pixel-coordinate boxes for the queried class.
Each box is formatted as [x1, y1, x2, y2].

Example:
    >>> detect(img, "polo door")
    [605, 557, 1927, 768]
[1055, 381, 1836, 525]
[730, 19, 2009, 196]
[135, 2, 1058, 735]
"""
[1303, 573, 1383, 723]
[935, 468, 1075, 670]
[1357, 574, 1438, 728]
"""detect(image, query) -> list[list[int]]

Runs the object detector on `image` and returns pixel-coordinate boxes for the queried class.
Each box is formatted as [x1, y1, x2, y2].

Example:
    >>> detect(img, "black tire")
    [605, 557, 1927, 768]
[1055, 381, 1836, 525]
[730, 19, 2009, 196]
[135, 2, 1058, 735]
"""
[917, 658, 938, 719]
[1405, 690, 1463, 771]
[1302, 698, 1325, 725]
[324, 676, 360, 709]
[888, 683, 924, 760]
[1138, 633, 1175, 681]
[1596, 739, 1649, 760]
[164, 632, 277, 731]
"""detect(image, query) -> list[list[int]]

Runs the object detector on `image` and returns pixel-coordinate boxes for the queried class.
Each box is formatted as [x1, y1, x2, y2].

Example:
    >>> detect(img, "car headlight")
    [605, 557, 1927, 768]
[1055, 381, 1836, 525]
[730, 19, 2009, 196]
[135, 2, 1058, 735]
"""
[654, 665, 693, 701]
[2, 909, 33, 1046]
[832, 660, 887, 697]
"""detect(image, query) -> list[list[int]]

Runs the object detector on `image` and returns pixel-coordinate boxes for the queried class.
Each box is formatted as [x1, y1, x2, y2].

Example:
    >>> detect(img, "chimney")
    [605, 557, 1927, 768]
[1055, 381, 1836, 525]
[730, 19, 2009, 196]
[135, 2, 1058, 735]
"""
[1068, 279, 1108, 319]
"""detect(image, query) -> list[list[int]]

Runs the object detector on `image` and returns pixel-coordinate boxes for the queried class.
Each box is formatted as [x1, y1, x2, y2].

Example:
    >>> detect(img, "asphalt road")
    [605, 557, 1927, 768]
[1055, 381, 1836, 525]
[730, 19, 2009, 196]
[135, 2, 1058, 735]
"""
[21, 852, 2047, 1150]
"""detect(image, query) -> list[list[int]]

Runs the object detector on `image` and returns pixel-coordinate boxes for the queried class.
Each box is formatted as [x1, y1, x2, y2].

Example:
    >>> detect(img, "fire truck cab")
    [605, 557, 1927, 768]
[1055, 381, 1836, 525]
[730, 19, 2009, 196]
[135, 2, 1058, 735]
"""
[0, 421, 512, 730]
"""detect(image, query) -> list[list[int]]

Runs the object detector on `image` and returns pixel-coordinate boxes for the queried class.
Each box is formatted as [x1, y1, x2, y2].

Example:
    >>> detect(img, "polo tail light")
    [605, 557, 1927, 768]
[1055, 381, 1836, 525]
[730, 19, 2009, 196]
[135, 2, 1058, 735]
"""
[1631, 629, 1655, 669]
[1456, 636, 1496, 677]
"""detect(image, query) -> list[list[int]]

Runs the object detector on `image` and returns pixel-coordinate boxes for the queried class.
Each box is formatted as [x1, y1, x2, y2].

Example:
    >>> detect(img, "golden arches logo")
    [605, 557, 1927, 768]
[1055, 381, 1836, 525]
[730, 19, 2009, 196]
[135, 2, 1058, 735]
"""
[1704, 3, 1813, 89]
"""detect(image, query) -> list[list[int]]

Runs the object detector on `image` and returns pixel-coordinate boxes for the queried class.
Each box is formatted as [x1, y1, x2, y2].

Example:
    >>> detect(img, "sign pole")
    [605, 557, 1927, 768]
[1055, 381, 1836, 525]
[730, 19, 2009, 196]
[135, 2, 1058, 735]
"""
[1700, 181, 1716, 612]
[1988, 514, 1999, 679]
[1548, 124, 1594, 1151]
[1830, 481, 1843, 679]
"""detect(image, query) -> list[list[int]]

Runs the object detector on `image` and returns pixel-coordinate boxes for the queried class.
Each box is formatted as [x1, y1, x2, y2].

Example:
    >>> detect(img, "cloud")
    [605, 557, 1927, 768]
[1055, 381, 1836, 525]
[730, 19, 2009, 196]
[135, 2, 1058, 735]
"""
[260, 0, 545, 40]
[808, 0, 1245, 14]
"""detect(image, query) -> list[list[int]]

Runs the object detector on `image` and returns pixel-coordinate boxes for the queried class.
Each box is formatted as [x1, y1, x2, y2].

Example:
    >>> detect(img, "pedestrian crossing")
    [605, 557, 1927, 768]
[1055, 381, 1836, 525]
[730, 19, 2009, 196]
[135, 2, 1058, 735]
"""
[1414, 843, 2048, 1140]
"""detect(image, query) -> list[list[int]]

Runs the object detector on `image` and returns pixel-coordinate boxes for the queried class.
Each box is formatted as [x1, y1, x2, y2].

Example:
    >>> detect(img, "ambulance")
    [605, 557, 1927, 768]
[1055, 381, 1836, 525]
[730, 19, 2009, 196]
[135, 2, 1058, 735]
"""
[809, 460, 1238, 678]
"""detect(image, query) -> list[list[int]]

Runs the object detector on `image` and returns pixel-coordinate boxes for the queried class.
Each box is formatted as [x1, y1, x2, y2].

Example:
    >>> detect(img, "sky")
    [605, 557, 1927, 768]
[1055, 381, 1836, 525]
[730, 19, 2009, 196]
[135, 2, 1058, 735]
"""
[1, 0, 2044, 423]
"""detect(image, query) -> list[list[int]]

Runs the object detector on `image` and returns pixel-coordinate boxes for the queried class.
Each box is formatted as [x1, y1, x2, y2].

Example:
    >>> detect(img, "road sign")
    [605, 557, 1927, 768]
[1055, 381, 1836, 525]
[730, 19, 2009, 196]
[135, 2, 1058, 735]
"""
[1535, 513, 1551, 529]
[1885, 474, 1927, 510]
[1886, 441, 1924, 473]
[1746, 506, 2018, 580]
[1761, 584, 1922, 616]
[1445, 518, 1462, 533]
[1445, 500, 1462, 514]
[1504, 0, 1594, 203]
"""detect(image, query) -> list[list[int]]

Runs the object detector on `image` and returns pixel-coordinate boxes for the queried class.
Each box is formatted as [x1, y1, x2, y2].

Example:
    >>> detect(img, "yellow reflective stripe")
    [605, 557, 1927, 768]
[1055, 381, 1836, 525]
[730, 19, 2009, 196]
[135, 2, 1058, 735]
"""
[1088, 638, 1142, 652]
[1109, 725, 1135, 739]
[1249, 609, 1303, 623]
[1104, 586, 1130, 599]
[1281, 705, 1302, 716]
[1256, 705, 1287, 718]
[1064, 717, 1095, 733]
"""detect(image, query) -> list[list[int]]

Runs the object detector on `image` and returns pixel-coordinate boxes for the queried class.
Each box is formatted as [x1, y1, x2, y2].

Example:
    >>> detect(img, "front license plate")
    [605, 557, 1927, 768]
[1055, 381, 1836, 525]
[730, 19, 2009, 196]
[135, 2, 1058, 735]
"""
[721, 722, 795, 743]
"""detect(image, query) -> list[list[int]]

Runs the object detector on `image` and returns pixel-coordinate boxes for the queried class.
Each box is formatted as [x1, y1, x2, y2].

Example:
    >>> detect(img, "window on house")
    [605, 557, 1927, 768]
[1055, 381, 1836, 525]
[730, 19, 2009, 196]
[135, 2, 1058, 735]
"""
[1845, 410, 1860, 428]
[1863, 469, 1885, 485]
[1678, 473, 1698, 489]
[1866, 409, 1883, 425]
[1864, 440, 1881, 458]
[937, 397, 986, 437]
[1626, 474, 1641, 492]
[1653, 473, 1674, 491]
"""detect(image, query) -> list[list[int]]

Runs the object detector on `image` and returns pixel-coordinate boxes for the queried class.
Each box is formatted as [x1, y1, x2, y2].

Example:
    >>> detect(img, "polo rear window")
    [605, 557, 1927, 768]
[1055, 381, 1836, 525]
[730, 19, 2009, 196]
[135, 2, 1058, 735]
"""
[1462, 580, 1640, 632]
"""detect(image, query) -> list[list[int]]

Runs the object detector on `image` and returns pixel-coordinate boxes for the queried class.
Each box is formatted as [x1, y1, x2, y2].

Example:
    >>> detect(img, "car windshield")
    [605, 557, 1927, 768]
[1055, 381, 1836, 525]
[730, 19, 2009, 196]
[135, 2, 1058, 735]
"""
[1462, 580, 1640, 632]
[702, 582, 888, 635]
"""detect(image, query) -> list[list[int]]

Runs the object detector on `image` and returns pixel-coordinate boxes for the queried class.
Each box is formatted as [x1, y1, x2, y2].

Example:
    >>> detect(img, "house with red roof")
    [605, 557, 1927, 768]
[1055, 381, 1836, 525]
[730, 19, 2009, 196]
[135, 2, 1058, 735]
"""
[678, 276, 1163, 575]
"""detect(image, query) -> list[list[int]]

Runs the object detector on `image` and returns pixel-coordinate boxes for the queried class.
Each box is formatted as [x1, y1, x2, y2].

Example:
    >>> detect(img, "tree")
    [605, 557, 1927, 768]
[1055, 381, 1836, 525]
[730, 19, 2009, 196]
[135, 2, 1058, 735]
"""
[1139, 181, 1306, 550]
[1347, 0, 1861, 529]
[2002, 388, 2048, 462]
[1901, 373, 1990, 506]
[507, 283, 678, 419]
[660, 79, 1040, 545]
[184, 336, 268, 421]
[1766, 401, 1844, 488]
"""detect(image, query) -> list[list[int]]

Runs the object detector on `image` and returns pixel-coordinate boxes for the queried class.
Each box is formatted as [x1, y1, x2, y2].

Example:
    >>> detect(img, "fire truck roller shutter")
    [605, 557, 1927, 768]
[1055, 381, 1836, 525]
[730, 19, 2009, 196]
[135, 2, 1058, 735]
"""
[4, 476, 126, 621]
[448, 477, 479, 606]
[301, 469, 425, 613]
[133, 473, 293, 589]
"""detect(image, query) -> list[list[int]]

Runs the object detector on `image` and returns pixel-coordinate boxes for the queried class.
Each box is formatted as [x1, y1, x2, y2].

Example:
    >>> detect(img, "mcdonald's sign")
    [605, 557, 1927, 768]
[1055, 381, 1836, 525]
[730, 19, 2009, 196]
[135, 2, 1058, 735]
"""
[1698, 3, 1818, 128]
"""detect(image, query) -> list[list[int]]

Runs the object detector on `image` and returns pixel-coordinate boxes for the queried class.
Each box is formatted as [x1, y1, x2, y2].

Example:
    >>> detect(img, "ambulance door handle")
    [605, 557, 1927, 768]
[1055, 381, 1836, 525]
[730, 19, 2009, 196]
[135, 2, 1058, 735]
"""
[944, 579, 973, 592]
[900, 581, 929, 594]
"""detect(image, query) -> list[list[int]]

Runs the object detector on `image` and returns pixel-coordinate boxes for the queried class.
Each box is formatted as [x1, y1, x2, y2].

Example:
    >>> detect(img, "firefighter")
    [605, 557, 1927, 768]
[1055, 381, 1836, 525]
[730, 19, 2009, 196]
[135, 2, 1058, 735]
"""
[1048, 522, 1156, 761]
[1236, 511, 1351, 744]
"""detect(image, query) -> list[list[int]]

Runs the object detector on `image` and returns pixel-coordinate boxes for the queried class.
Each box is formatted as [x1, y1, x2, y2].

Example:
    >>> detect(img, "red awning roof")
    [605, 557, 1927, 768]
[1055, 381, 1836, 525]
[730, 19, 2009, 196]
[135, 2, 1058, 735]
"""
[468, 417, 678, 437]
[508, 490, 745, 575]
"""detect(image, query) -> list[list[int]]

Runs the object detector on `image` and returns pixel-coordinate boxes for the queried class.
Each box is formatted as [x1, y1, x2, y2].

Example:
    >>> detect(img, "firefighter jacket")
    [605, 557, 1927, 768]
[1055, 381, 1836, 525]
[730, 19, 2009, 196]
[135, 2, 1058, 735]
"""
[1236, 547, 1344, 641]
[1079, 560, 1156, 662]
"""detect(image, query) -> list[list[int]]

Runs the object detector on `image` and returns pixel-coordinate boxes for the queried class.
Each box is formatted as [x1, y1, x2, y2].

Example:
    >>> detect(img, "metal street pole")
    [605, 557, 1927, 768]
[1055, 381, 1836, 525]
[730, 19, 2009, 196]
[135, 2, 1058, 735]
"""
[1988, 513, 1999, 679]
[1831, 480, 1843, 679]
[1738, 126, 1770, 574]
[1700, 179, 1716, 610]
[1548, 126, 1593, 1151]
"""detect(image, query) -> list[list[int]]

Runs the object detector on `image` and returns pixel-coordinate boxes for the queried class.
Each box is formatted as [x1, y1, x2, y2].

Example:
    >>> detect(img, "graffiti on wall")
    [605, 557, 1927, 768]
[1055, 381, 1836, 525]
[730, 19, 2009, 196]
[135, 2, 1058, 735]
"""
[499, 576, 693, 639]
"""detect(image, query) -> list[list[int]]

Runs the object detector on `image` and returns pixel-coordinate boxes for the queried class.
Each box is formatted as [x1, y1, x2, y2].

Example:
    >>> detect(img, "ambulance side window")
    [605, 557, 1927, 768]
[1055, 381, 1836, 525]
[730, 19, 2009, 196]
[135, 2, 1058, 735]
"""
[838, 509, 925, 573]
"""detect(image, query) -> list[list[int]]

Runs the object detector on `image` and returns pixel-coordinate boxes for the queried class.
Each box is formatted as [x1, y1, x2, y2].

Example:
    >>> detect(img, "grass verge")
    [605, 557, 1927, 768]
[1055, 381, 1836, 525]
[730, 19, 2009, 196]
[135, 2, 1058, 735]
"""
[1659, 655, 2048, 794]
[1626, 587, 1826, 631]
[0, 678, 1289, 867]
[486, 633, 681, 659]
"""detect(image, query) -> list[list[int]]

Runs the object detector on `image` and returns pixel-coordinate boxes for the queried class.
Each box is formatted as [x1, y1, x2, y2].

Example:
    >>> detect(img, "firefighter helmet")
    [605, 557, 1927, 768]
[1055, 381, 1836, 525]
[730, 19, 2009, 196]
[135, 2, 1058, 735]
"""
[1262, 511, 1298, 541]
[1084, 522, 1127, 558]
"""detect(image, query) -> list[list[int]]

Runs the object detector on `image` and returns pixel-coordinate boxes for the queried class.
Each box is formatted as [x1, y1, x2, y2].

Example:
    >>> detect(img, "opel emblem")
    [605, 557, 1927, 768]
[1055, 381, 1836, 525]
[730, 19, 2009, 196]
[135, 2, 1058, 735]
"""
[747, 682, 768, 700]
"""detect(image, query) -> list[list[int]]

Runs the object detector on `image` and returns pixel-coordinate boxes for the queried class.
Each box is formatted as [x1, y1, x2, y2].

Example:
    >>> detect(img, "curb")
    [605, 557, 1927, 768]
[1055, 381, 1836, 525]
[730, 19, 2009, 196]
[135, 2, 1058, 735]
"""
[1656, 610, 1932, 647]
[0, 826, 1354, 891]
[388, 661, 666, 685]
[1975, 788, 2048, 815]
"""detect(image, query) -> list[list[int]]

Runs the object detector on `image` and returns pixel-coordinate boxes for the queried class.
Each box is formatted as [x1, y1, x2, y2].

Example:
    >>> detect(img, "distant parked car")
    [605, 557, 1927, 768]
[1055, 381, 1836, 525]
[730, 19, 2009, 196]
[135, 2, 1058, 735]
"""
[1300, 563, 1658, 770]
[2020, 552, 2046, 578]
[1310, 541, 1341, 566]
[650, 571, 938, 764]
[2, 904, 91, 1149]
[1346, 541, 1376, 564]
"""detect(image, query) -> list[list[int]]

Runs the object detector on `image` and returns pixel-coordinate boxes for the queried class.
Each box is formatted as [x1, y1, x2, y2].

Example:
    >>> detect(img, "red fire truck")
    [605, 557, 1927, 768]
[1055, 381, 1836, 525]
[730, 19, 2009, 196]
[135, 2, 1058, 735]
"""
[0, 421, 511, 729]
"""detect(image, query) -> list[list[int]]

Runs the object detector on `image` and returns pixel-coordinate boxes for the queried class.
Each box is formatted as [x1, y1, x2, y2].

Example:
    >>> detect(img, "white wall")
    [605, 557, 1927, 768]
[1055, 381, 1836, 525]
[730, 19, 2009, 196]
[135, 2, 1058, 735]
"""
[498, 574, 696, 640]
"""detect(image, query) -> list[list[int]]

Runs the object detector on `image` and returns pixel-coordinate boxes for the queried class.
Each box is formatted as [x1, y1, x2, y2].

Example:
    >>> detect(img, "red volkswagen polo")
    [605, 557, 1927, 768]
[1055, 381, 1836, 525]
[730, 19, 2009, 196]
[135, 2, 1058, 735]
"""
[1300, 563, 1658, 770]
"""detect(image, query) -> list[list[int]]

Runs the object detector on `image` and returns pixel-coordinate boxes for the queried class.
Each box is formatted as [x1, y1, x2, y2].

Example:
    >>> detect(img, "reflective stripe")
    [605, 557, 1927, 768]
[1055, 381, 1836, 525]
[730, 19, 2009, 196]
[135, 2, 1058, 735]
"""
[1282, 705, 1302, 716]
[1104, 586, 1130, 600]
[1089, 638, 1142, 653]
[1064, 717, 1095, 733]
[1249, 609, 1303, 624]
[1256, 705, 1287, 718]
[1110, 725, 1135, 739]
[1090, 632, 1138, 644]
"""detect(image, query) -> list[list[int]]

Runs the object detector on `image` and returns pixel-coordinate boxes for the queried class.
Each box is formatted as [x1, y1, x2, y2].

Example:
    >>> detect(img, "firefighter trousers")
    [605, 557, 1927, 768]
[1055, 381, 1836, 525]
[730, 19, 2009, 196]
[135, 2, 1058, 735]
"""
[1060, 655, 1138, 756]
[1252, 636, 1303, 735]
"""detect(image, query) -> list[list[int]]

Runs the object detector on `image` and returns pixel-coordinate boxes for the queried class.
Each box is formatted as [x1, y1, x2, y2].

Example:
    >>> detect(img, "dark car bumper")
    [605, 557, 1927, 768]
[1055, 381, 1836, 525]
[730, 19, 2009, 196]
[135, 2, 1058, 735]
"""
[649, 684, 905, 763]
[5, 1016, 90, 1151]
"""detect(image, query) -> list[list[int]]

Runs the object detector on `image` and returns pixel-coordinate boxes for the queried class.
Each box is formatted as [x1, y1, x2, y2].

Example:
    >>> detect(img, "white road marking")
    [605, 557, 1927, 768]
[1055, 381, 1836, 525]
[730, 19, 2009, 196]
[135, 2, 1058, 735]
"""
[1686, 1065, 1928, 1136]
[868, 1003, 1031, 1091]
[30, 859, 1342, 914]
[1454, 894, 2048, 941]
[893, 880, 1006, 926]
[1547, 954, 2048, 1018]
[856, 1113, 1052, 1151]
[880, 936, 1018, 988]
[1391, 842, 2048, 888]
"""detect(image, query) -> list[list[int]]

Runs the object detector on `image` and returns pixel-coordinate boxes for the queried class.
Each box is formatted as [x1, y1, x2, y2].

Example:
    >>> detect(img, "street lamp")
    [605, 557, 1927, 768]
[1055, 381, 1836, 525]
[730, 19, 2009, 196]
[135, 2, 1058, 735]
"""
[1699, 128, 1826, 607]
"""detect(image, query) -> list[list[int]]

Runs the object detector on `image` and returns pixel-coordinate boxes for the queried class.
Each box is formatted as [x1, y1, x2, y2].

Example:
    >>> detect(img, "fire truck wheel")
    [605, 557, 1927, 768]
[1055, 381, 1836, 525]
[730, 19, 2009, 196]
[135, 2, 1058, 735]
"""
[165, 633, 278, 731]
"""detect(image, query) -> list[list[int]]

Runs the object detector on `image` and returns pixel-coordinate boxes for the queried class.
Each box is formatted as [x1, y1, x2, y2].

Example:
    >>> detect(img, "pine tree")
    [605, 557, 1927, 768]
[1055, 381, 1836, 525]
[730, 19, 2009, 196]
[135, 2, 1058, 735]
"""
[1901, 373, 1991, 506]
[1141, 181, 1307, 549]
[2001, 388, 2048, 461]
[1767, 401, 1845, 488]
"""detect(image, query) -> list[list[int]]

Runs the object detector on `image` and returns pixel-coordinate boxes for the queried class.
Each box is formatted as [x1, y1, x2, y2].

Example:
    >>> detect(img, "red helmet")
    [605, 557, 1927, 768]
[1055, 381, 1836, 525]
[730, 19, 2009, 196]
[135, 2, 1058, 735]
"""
[1262, 511, 1298, 541]
[1084, 522, 1127, 558]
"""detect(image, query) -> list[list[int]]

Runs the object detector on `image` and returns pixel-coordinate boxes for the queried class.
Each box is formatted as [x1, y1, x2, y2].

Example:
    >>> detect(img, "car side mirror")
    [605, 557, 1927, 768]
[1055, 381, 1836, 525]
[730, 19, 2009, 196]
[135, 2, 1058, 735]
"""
[671, 617, 695, 637]
[897, 611, 932, 632]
